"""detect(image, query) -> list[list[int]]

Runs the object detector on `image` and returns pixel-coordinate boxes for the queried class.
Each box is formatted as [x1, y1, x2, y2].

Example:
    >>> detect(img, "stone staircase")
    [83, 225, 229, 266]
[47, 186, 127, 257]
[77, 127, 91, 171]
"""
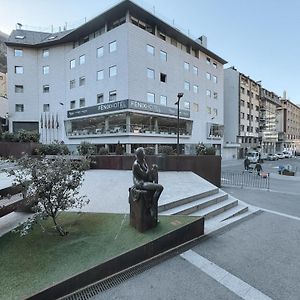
[159, 185, 252, 232]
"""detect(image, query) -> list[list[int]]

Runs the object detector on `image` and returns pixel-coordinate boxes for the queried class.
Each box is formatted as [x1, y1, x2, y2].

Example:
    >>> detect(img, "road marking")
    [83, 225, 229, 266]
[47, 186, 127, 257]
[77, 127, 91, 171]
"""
[180, 250, 273, 300]
[259, 207, 300, 221]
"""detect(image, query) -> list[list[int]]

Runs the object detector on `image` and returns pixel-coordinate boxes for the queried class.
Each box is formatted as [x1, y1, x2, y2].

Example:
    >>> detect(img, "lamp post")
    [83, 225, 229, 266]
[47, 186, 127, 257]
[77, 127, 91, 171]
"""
[175, 92, 184, 155]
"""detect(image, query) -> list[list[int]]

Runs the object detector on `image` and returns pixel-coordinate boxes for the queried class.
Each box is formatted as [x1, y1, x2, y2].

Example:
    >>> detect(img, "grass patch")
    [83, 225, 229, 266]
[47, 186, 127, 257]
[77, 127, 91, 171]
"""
[0, 212, 197, 299]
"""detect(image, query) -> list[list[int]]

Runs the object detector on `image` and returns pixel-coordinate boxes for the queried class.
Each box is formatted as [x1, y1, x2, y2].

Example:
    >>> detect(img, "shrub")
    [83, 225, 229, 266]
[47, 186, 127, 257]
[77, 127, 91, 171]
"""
[39, 141, 70, 155]
[115, 142, 124, 155]
[77, 141, 96, 156]
[196, 143, 216, 155]
[144, 147, 155, 155]
[158, 145, 174, 155]
[0, 130, 40, 143]
[98, 147, 109, 155]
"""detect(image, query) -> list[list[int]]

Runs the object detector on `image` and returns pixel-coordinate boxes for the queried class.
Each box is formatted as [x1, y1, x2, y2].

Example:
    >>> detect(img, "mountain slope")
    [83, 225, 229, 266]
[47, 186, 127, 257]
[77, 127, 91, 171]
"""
[0, 31, 8, 73]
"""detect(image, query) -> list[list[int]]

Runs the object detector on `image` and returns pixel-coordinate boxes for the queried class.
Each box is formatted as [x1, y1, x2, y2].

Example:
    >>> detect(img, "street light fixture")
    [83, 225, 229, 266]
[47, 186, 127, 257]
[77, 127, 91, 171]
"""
[175, 92, 184, 155]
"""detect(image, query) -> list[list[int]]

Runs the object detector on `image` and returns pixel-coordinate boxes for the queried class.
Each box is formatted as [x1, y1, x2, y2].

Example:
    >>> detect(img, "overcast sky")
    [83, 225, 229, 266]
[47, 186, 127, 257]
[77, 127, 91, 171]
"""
[1, 0, 300, 104]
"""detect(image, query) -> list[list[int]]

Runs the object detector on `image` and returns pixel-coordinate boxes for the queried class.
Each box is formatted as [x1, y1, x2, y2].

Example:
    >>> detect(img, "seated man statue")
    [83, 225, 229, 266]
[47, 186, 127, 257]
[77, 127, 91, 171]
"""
[132, 147, 164, 220]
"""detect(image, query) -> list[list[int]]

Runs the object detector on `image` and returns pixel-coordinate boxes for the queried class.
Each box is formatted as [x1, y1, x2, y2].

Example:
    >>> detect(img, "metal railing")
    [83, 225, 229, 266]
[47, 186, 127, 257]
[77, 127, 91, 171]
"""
[221, 170, 270, 190]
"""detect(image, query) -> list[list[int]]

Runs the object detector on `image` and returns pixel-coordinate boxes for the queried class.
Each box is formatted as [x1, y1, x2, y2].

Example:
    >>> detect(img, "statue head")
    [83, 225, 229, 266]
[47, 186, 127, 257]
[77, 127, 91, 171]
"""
[135, 147, 145, 161]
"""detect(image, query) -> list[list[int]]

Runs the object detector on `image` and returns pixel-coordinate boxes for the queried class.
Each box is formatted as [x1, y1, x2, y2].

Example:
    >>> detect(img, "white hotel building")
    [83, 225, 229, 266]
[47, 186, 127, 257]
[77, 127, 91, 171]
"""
[6, 0, 226, 154]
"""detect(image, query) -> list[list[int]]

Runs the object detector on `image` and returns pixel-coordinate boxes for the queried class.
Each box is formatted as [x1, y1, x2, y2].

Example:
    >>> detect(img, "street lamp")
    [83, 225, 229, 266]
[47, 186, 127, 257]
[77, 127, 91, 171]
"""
[175, 92, 184, 155]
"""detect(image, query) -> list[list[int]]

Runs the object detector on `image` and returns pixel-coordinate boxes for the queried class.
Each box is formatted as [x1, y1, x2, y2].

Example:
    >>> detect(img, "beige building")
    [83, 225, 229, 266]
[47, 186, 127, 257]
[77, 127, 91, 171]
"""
[277, 93, 300, 153]
[224, 67, 261, 159]
[260, 88, 280, 154]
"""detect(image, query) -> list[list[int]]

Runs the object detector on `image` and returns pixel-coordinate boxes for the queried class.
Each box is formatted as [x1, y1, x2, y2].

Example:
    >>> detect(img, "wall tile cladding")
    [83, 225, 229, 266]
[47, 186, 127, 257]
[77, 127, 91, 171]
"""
[127, 22, 224, 143]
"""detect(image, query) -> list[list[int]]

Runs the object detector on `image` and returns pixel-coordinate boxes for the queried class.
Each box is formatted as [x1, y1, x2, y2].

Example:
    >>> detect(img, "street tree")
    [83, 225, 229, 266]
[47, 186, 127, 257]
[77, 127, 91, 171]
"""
[9, 156, 89, 236]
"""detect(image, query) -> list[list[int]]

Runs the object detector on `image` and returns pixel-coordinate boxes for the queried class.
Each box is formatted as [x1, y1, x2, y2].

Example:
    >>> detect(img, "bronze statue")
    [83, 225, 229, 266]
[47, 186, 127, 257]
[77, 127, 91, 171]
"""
[130, 147, 163, 229]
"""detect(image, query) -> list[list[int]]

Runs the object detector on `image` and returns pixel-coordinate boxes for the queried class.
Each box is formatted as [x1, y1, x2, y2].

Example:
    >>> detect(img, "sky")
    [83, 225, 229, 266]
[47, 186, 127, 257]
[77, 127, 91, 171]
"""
[1, 0, 300, 104]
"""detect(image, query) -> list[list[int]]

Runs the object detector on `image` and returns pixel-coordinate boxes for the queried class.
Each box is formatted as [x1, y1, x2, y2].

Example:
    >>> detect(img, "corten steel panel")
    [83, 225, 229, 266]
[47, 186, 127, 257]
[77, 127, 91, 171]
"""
[90, 155, 221, 187]
[29, 217, 204, 300]
[0, 142, 40, 158]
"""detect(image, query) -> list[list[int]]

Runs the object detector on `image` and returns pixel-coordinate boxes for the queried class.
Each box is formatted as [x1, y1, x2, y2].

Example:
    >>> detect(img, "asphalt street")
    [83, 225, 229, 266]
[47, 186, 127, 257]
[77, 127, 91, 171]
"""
[92, 211, 300, 300]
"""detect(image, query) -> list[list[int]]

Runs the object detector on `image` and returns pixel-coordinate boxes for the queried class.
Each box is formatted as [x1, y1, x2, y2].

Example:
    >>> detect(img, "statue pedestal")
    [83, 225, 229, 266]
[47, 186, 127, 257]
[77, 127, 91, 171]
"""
[128, 187, 158, 233]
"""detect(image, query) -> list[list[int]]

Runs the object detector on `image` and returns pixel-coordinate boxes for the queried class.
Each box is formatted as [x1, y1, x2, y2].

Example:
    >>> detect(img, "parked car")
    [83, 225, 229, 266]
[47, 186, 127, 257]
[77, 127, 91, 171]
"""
[282, 151, 292, 158]
[246, 151, 260, 163]
[275, 152, 285, 159]
[267, 153, 278, 161]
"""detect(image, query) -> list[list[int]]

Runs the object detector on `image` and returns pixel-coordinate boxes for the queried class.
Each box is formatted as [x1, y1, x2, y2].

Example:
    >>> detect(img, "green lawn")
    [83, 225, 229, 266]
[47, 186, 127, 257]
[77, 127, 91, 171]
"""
[0, 212, 197, 299]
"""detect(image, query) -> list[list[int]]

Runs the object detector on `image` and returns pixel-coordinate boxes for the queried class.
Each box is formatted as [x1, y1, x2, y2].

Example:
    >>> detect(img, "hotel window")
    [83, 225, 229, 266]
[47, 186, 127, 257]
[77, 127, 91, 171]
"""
[97, 93, 104, 103]
[256, 105, 259, 111]
[241, 112, 245, 119]
[213, 75, 217, 83]
[14, 49, 23, 56]
[193, 66, 198, 75]
[79, 54, 86, 65]
[79, 76, 86, 86]
[206, 72, 211, 80]
[159, 32, 166, 41]
[15, 85, 24, 93]
[213, 92, 218, 99]
[15, 66, 23, 74]
[160, 95, 167, 106]
[240, 125, 245, 131]
[43, 85, 50, 93]
[42, 49, 49, 57]
[213, 108, 218, 116]
[43, 65, 49, 74]
[109, 41, 117, 53]
[206, 57, 211, 65]
[184, 62, 190, 71]
[241, 87, 245, 94]
[247, 102, 250, 108]
[15, 104, 24, 112]
[43, 104, 50, 112]
[70, 79, 76, 89]
[206, 89, 211, 97]
[247, 114, 250, 120]
[213, 62, 217, 69]
[79, 98, 85, 107]
[147, 68, 155, 79]
[184, 81, 190, 91]
[70, 59, 75, 69]
[160, 50, 167, 61]
[109, 65, 117, 77]
[109, 90, 117, 101]
[184, 101, 190, 110]
[160, 73, 167, 83]
[147, 92, 155, 103]
[193, 85, 198, 93]
[97, 46, 104, 57]
[147, 44, 154, 55]
[70, 100, 76, 109]
[241, 100, 245, 106]
[97, 70, 104, 81]
[193, 103, 199, 112]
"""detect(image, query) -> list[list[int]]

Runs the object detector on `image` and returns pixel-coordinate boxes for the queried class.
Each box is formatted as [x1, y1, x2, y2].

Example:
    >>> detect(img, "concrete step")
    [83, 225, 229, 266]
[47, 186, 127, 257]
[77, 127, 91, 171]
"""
[189, 198, 239, 220]
[158, 187, 219, 213]
[160, 190, 228, 216]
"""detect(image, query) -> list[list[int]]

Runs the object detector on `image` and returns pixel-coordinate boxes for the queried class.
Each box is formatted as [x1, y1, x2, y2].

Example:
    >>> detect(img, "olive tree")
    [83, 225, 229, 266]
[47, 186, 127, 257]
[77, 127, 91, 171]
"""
[9, 156, 89, 236]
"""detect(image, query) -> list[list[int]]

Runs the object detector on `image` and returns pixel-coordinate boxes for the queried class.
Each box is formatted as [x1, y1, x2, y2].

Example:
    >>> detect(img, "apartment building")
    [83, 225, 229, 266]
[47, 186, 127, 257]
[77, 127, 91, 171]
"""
[5, 0, 226, 154]
[260, 88, 281, 153]
[224, 67, 260, 159]
[0, 72, 8, 131]
[277, 93, 300, 153]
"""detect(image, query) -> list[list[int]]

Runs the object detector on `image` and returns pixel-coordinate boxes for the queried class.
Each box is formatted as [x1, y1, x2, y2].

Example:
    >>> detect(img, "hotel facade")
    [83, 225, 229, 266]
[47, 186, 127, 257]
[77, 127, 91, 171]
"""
[6, 0, 226, 154]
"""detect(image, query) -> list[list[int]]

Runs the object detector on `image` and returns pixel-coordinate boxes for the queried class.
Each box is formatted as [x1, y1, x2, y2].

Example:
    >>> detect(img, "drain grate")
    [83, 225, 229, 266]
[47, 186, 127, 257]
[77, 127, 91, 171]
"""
[59, 236, 203, 300]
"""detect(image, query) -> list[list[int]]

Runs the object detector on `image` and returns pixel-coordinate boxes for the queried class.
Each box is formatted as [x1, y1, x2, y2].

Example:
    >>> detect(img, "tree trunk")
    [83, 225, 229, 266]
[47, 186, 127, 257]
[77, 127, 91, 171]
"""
[52, 216, 67, 236]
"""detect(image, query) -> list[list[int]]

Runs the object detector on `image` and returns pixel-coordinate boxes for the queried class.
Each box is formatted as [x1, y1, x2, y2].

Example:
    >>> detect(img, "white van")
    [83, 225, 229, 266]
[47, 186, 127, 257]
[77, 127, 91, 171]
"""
[246, 151, 259, 163]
